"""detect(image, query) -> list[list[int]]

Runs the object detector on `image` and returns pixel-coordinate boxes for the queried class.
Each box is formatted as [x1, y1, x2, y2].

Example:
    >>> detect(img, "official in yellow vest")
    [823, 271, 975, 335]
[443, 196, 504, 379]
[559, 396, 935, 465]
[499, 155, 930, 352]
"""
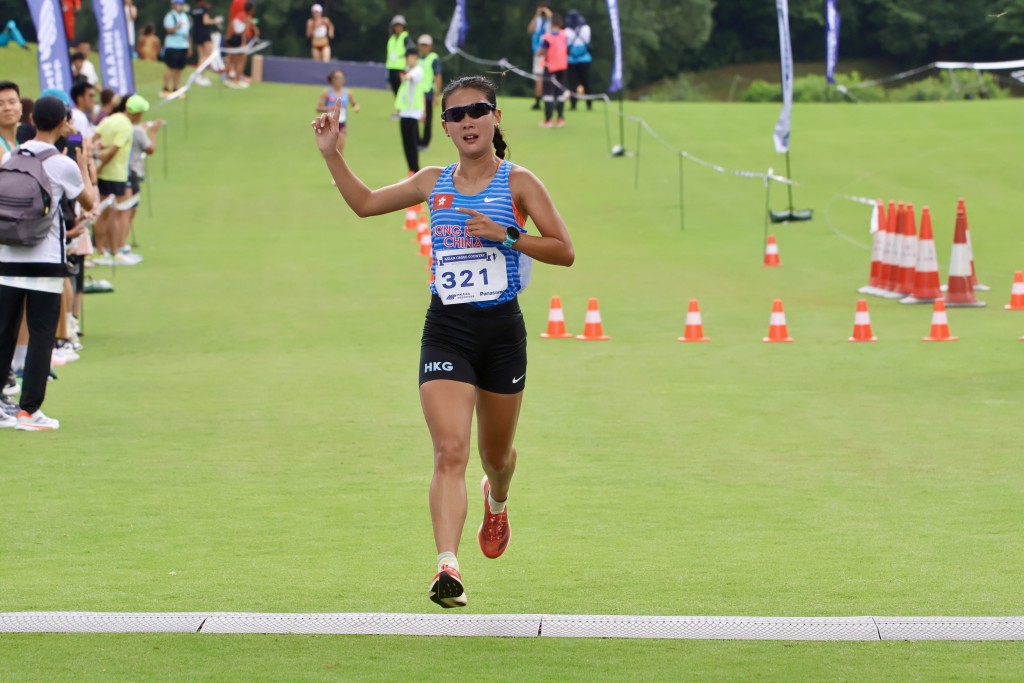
[386, 15, 411, 95]
[416, 33, 442, 150]
[395, 47, 424, 173]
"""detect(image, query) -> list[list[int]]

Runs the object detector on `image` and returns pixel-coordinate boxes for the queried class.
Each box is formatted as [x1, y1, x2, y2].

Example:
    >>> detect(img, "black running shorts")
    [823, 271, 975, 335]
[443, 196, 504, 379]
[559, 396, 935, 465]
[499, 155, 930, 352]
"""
[419, 295, 527, 394]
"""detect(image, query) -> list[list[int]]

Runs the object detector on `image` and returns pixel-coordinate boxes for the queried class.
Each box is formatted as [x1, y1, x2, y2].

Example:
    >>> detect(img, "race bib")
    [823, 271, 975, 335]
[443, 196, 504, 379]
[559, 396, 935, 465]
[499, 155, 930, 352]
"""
[434, 247, 508, 304]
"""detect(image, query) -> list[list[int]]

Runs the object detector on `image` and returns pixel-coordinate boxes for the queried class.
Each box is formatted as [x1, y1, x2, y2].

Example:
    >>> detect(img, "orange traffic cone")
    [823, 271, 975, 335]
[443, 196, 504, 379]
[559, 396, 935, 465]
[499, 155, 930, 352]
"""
[944, 208, 986, 307]
[881, 202, 907, 297]
[900, 206, 942, 304]
[576, 298, 610, 341]
[678, 299, 710, 342]
[877, 201, 898, 298]
[859, 199, 886, 296]
[848, 299, 877, 342]
[763, 234, 781, 267]
[1005, 271, 1024, 310]
[922, 298, 958, 342]
[894, 202, 918, 296]
[419, 229, 431, 257]
[958, 198, 990, 291]
[539, 296, 573, 339]
[404, 206, 419, 231]
[763, 299, 793, 343]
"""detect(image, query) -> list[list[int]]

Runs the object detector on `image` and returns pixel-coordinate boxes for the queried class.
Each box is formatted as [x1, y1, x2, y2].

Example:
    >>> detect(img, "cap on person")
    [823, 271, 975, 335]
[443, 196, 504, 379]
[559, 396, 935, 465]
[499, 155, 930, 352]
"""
[31, 96, 68, 132]
[125, 95, 150, 114]
[39, 88, 71, 107]
[417, 34, 432, 46]
[390, 14, 406, 27]
[311, 3, 322, 13]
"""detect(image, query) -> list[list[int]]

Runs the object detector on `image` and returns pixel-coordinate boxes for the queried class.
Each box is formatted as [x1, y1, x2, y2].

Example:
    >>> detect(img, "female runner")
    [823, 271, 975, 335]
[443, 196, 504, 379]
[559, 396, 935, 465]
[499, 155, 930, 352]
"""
[312, 76, 574, 608]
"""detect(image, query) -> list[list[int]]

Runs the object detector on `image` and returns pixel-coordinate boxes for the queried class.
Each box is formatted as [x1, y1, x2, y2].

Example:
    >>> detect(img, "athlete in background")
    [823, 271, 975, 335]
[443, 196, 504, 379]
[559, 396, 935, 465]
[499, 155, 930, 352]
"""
[312, 75, 574, 608]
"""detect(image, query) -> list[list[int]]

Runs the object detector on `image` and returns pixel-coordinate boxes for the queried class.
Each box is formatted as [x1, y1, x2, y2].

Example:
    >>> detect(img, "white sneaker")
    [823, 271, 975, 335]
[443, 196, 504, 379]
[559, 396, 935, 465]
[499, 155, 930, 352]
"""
[16, 410, 60, 431]
[53, 343, 80, 362]
[0, 412, 16, 428]
[92, 252, 115, 266]
[113, 253, 139, 266]
[196, 75, 212, 86]
[50, 351, 67, 367]
[118, 248, 144, 264]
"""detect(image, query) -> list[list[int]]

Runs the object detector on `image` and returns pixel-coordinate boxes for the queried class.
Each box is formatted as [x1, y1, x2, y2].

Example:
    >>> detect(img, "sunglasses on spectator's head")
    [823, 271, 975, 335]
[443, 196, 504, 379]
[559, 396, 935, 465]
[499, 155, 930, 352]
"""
[441, 102, 496, 123]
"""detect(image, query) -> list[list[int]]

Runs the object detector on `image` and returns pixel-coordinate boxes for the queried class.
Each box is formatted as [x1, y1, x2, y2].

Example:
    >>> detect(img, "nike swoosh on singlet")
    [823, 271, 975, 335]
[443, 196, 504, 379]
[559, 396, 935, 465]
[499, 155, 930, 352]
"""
[483, 196, 501, 203]
[512, 374, 525, 383]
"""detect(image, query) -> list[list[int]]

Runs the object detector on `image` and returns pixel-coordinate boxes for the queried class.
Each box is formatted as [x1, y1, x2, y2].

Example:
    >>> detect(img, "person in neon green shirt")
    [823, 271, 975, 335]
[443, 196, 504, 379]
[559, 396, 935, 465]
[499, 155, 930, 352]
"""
[416, 34, 442, 151]
[92, 100, 135, 262]
[386, 15, 412, 95]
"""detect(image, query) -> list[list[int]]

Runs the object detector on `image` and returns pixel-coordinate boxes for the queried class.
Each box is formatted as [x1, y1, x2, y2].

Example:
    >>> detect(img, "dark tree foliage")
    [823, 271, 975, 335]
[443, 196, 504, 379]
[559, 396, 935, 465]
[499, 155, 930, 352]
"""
[2, 0, 1023, 90]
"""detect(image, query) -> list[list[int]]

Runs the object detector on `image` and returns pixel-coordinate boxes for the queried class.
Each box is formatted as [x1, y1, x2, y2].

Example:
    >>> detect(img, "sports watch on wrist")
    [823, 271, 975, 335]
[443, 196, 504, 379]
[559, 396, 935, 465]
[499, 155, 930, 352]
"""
[502, 226, 521, 248]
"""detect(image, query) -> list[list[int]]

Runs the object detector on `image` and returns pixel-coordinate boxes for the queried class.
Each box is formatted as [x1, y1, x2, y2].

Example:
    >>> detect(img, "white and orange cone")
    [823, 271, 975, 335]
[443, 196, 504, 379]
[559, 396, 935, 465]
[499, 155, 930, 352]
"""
[419, 228, 432, 258]
[404, 206, 419, 231]
[859, 199, 886, 296]
[881, 202, 906, 299]
[539, 296, 574, 338]
[894, 202, 918, 296]
[944, 208, 986, 307]
[877, 201, 898, 298]
[848, 299, 877, 342]
[763, 299, 793, 343]
[922, 298, 958, 342]
[900, 206, 942, 305]
[576, 298, 610, 341]
[678, 299, 710, 342]
[763, 234, 781, 267]
[958, 197, 990, 291]
[1005, 271, 1024, 310]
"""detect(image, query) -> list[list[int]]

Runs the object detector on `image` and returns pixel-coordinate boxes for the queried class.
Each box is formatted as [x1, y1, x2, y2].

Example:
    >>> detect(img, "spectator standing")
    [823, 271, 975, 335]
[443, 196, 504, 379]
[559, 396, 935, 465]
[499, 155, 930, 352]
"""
[306, 4, 334, 62]
[162, 0, 192, 95]
[95, 88, 119, 124]
[537, 13, 568, 128]
[0, 81, 21, 153]
[137, 24, 162, 61]
[527, 5, 552, 110]
[124, 0, 138, 52]
[386, 15, 411, 96]
[565, 9, 592, 111]
[70, 52, 91, 89]
[190, 0, 221, 86]
[0, 96, 96, 430]
[126, 96, 161, 248]
[396, 47, 423, 174]
[92, 97, 134, 264]
[70, 81, 95, 139]
[315, 69, 359, 153]
[416, 34, 441, 152]
[75, 41, 99, 87]
[224, 1, 257, 88]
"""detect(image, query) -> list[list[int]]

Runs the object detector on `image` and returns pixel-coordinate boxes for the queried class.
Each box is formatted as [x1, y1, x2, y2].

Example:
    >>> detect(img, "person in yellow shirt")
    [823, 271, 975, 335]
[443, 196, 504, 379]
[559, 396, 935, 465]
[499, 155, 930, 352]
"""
[92, 96, 137, 265]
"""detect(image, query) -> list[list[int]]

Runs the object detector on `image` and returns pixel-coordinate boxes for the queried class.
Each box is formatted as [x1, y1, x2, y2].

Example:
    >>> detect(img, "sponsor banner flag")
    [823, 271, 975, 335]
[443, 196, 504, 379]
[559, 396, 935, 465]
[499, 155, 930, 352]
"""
[93, 0, 136, 94]
[772, 0, 794, 153]
[606, 0, 623, 92]
[26, 0, 73, 94]
[825, 0, 840, 85]
[444, 0, 467, 54]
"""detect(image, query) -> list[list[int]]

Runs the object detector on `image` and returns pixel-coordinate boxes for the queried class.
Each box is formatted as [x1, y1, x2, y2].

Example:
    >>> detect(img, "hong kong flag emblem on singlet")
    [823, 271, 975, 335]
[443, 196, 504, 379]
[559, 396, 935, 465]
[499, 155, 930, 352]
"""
[433, 193, 454, 211]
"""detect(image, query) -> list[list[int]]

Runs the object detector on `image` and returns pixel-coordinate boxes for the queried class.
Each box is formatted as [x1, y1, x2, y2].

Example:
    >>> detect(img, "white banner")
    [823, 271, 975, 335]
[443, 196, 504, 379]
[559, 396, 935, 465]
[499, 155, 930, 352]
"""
[772, 0, 793, 154]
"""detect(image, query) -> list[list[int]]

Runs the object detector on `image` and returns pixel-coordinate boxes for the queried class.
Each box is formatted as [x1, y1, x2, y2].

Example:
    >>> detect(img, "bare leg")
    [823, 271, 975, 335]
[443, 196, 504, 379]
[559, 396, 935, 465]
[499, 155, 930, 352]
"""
[475, 389, 523, 503]
[113, 192, 131, 252]
[420, 379, 476, 554]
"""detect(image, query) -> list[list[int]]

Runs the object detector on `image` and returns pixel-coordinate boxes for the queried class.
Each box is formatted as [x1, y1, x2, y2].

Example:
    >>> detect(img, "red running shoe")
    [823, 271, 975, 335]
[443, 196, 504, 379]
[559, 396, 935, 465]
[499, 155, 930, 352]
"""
[478, 476, 511, 559]
[429, 564, 467, 608]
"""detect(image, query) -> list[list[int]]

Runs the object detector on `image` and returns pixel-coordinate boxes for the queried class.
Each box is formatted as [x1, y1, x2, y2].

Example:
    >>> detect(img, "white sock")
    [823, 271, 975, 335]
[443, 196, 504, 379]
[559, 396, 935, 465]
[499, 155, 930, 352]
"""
[488, 491, 507, 515]
[12, 345, 27, 371]
[437, 551, 458, 572]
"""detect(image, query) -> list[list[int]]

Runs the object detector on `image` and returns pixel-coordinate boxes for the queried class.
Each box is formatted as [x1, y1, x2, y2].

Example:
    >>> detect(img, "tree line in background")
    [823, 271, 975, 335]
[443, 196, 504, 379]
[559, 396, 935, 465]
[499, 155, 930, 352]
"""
[3, 0, 1024, 95]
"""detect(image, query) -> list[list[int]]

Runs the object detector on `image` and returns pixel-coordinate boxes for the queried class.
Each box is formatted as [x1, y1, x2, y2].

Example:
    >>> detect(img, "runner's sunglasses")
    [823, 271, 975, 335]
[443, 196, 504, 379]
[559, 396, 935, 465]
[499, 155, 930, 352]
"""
[441, 102, 496, 122]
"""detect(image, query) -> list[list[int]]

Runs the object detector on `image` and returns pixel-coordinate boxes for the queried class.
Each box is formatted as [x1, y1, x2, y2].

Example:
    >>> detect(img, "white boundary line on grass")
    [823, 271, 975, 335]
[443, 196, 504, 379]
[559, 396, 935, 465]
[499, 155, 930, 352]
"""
[2, 613, 1024, 640]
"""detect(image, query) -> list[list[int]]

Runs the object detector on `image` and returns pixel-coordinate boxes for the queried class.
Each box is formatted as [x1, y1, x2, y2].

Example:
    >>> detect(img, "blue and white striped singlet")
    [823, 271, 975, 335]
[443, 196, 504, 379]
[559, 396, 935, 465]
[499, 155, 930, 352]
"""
[428, 161, 532, 307]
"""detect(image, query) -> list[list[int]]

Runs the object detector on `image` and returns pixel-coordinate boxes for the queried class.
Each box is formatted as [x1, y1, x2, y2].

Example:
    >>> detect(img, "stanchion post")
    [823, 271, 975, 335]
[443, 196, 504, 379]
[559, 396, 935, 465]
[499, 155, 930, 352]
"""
[763, 173, 772, 260]
[633, 121, 642, 190]
[678, 152, 685, 231]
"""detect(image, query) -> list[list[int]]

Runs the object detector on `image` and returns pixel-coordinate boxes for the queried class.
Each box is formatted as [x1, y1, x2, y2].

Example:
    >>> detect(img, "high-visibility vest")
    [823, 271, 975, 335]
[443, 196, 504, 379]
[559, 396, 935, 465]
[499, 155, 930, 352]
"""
[542, 30, 568, 72]
[418, 52, 439, 94]
[386, 31, 409, 69]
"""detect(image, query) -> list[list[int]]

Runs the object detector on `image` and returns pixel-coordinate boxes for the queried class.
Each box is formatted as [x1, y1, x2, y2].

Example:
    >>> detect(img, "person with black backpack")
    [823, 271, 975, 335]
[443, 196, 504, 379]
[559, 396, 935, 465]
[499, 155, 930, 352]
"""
[0, 96, 96, 431]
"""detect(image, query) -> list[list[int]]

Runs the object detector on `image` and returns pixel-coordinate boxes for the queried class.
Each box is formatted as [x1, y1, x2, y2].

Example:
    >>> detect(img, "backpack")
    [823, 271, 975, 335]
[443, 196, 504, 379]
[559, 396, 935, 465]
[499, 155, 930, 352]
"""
[0, 146, 58, 247]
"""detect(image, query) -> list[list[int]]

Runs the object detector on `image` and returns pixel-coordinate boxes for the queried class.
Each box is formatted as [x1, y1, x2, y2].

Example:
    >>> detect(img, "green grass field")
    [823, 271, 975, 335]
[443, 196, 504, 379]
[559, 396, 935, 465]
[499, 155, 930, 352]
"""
[3, 48, 1024, 680]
